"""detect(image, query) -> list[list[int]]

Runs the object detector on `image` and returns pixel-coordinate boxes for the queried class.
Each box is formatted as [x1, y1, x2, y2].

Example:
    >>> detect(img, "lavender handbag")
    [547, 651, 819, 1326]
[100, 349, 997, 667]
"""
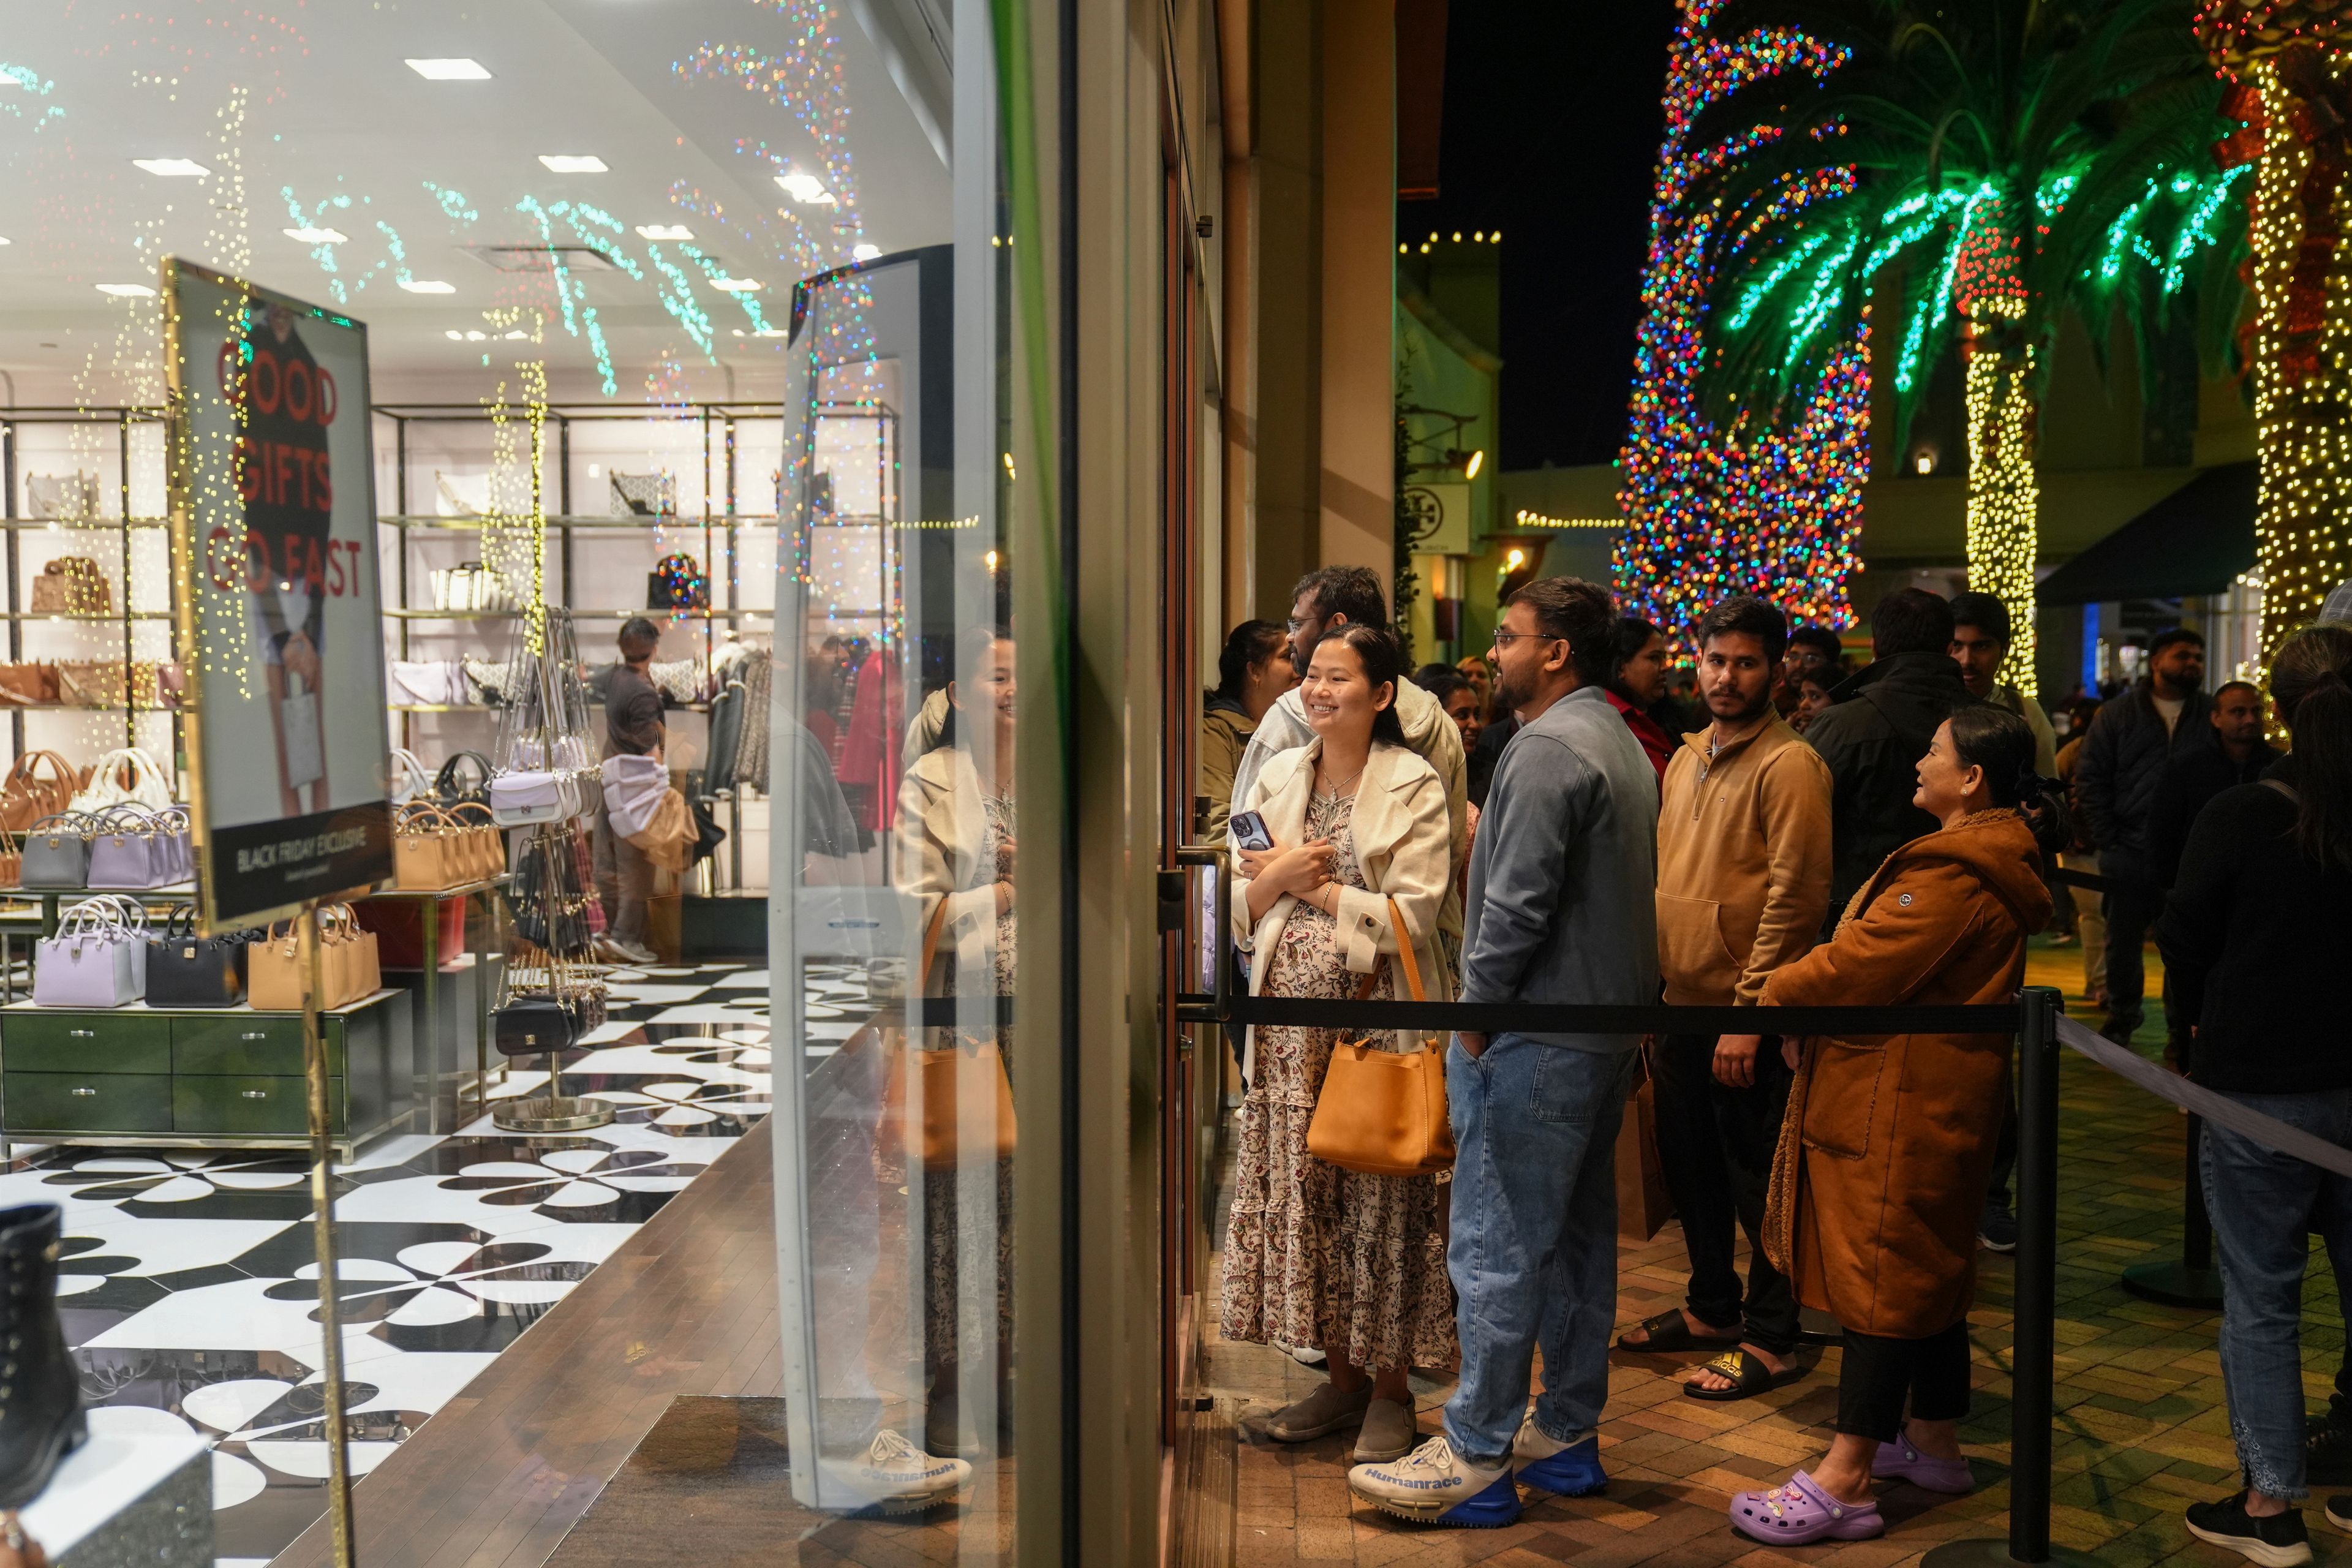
[87, 807, 174, 889]
[33, 902, 140, 1008]
[77, 896, 153, 991]
[19, 813, 93, 889]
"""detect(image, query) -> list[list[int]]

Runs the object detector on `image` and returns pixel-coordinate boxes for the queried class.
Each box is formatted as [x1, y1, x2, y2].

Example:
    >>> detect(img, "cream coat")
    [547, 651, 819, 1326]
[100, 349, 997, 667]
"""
[894, 745, 1007, 983]
[1230, 738, 1453, 1082]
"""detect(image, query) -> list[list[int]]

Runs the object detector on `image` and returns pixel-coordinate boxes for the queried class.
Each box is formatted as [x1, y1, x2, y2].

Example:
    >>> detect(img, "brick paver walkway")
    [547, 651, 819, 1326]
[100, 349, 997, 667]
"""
[1204, 939, 2348, 1566]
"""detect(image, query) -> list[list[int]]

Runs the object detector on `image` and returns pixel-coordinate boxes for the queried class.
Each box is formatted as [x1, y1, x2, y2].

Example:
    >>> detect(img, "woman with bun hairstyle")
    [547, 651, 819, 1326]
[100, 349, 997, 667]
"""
[1724, 705, 2056, 1546]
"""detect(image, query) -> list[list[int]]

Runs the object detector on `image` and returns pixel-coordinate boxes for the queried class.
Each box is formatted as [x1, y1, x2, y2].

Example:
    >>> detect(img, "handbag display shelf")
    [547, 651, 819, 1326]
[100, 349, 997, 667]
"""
[0, 986, 415, 1159]
[356, 871, 513, 1133]
[489, 933, 612, 1134]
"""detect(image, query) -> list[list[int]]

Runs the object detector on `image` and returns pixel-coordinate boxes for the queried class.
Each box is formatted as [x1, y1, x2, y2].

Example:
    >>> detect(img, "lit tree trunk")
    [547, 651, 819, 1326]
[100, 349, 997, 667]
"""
[2203, 7, 2352, 658]
[1962, 304, 2041, 699]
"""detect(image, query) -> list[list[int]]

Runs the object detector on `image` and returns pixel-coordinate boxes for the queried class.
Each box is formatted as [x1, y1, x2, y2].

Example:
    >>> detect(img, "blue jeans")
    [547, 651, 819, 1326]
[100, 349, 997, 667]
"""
[2201, 1089, 2352, 1501]
[1441, 1034, 1634, 1468]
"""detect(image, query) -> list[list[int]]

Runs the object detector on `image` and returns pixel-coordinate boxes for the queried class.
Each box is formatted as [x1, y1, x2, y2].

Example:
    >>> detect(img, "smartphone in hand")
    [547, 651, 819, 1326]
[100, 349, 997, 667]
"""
[1229, 809, 1274, 852]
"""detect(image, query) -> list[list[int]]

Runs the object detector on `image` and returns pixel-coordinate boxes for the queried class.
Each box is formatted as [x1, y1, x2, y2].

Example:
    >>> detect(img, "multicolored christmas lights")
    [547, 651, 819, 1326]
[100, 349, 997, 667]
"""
[1614, 2, 1865, 651]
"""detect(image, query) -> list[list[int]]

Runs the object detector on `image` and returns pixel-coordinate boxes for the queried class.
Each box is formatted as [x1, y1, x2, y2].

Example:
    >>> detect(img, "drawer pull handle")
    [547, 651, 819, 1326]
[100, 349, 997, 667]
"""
[241, 1032, 269, 1041]
[68, 1030, 94, 1039]
[241, 1090, 268, 1100]
[69, 1087, 97, 1098]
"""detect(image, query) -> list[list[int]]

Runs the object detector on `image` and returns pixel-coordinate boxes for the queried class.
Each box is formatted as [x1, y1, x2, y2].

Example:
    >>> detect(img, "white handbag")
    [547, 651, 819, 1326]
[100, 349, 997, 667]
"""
[390, 748, 434, 805]
[388, 660, 466, 707]
[34, 902, 141, 1008]
[26, 472, 100, 521]
[282, 676, 325, 789]
[600, 753, 668, 839]
[70, 747, 173, 813]
[489, 770, 582, 827]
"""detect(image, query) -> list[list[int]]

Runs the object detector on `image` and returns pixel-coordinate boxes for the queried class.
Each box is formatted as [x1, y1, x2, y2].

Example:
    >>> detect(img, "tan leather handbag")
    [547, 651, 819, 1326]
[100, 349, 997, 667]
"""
[880, 899, 1018, 1170]
[394, 804, 456, 890]
[1306, 896, 1455, 1178]
[1, 751, 80, 833]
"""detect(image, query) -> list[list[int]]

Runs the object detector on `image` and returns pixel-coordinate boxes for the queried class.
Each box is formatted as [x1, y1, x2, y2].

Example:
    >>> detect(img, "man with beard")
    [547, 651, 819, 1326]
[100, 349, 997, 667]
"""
[1349, 577, 1658, 1528]
[1616, 596, 1831, 1402]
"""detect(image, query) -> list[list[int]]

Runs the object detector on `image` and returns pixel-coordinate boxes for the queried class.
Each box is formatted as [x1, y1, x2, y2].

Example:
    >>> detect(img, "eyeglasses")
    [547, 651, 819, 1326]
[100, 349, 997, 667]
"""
[1490, 631, 1565, 649]
[1284, 617, 1317, 633]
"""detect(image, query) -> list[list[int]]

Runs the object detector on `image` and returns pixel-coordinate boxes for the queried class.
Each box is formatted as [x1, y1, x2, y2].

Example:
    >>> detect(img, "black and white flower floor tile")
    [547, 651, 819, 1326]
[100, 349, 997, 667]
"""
[26, 961, 874, 1566]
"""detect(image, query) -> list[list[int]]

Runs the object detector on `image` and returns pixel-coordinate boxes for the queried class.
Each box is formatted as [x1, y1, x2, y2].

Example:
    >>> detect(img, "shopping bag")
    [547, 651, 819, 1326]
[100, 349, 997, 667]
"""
[1615, 1044, 1676, 1241]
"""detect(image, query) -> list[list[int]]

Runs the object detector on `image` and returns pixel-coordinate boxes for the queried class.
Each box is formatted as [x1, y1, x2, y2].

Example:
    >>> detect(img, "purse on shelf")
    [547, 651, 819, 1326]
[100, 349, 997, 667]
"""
[647, 552, 710, 611]
[878, 902, 1018, 1171]
[70, 747, 173, 813]
[390, 748, 434, 805]
[146, 904, 251, 1009]
[20, 813, 96, 889]
[353, 894, 468, 970]
[26, 473, 101, 522]
[1305, 895, 1455, 1178]
[432, 750, 494, 808]
[447, 800, 505, 881]
[609, 472, 676, 518]
[0, 828, 20, 891]
[0, 665, 61, 707]
[247, 904, 376, 1011]
[430, 561, 511, 612]
[57, 662, 129, 708]
[388, 660, 470, 708]
[394, 802, 460, 891]
[33, 900, 141, 1008]
[462, 655, 520, 707]
[29, 557, 111, 615]
[86, 805, 184, 890]
[1, 751, 80, 833]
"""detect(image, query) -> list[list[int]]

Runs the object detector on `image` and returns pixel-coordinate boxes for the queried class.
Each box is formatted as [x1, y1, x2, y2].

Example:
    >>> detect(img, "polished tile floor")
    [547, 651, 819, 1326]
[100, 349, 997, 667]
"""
[34, 961, 845, 1566]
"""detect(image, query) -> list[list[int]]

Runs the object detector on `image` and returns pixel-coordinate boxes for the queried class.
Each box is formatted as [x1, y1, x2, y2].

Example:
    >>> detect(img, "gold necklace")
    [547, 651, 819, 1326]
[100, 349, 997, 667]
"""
[1315, 759, 1366, 798]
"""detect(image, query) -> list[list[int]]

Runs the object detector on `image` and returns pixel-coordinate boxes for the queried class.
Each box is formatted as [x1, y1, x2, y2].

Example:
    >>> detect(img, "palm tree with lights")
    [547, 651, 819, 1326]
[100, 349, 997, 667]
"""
[1687, 0, 2247, 697]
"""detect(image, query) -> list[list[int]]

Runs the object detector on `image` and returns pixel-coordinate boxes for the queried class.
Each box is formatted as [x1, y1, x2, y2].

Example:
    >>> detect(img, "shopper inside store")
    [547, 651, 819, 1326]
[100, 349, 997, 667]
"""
[9, 3, 2352, 1566]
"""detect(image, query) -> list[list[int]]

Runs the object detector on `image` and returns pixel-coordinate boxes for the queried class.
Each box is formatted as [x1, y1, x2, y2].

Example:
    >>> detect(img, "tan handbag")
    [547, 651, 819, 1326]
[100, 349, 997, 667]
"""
[1305, 895, 1455, 1178]
[0, 665, 60, 706]
[29, 558, 110, 615]
[56, 661, 128, 709]
[446, 801, 500, 881]
[1, 751, 80, 833]
[394, 804, 456, 890]
[625, 787, 694, 874]
[247, 922, 303, 1011]
[880, 900, 1019, 1170]
[0, 828, 20, 891]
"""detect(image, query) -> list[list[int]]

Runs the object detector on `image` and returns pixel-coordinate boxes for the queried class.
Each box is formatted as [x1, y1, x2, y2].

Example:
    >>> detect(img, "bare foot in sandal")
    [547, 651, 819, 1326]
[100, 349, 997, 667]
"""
[1616, 1306, 1741, 1352]
[1685, 1342, 1800, 1399]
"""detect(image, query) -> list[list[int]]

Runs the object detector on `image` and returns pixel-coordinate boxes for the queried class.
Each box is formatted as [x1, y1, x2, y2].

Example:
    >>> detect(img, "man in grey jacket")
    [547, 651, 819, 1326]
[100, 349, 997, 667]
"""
[1349, 577, 1659, 1528]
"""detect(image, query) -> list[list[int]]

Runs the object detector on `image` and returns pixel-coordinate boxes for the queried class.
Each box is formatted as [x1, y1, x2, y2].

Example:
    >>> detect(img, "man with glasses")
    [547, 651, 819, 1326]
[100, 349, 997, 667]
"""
[1349, 576, 1659, 1528]
[1227, 565, 1468, 939]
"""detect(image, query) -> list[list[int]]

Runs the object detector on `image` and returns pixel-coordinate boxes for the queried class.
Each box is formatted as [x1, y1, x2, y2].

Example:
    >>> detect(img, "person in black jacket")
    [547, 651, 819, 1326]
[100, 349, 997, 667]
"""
[2075, 628, 2213, 1045]
[2146, 680, 2278, 888]
[1800, 587, 1976, 927]
[2163, 624, 2352, 1564]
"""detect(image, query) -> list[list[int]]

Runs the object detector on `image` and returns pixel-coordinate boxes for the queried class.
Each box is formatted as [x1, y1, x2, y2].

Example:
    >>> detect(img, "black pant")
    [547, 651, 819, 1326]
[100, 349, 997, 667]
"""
[2101, 853, 2160, 1029]
[1835, 1321, 1972, 1441]
[1987, 1053, 2018, 1211]
[1650, 1031, 1800, 1357]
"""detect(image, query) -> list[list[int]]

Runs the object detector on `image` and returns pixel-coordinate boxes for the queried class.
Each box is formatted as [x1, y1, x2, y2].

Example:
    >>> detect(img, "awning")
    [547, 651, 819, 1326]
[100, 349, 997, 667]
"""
[2037, 461, 2256, 604]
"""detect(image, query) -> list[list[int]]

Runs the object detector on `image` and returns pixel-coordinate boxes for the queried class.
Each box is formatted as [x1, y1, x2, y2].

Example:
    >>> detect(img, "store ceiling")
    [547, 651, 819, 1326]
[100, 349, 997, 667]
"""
[0, 0, 953, 402]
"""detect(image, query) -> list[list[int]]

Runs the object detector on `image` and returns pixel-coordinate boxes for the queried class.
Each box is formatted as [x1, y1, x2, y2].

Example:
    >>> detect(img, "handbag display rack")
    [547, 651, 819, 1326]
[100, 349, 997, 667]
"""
[487, 609, 600, 828]
[489, 927, 614, 1133]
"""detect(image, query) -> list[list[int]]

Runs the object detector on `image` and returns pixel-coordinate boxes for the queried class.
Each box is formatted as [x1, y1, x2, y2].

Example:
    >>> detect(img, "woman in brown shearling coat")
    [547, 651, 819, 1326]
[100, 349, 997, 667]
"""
[1725, 707, 2056, 1547]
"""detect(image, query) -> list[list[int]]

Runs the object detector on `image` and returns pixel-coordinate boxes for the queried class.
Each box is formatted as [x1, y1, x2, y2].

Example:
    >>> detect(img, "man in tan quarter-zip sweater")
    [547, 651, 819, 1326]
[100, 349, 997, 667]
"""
[1615, 596, 1832, 1403]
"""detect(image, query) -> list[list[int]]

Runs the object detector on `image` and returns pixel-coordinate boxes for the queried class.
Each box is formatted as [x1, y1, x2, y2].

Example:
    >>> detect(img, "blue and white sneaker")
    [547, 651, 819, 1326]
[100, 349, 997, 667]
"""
[819, 1428, 971, 1514]
[1348, 1435, 1520, 1527]
[1513, 1415, 1606, 1498]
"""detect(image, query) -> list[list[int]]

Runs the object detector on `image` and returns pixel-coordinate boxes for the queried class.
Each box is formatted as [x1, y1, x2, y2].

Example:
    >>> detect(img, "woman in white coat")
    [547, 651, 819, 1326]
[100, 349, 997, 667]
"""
[1224, 624, 1457, 1466]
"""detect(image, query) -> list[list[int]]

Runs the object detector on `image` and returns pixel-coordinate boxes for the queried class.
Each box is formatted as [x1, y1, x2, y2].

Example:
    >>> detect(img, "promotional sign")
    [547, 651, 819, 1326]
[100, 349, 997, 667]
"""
[164, 258, 393, 928]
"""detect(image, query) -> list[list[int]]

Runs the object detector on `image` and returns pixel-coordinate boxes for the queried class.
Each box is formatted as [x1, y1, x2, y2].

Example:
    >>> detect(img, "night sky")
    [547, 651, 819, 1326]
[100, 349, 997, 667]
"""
[1406, 1, 1678, 471]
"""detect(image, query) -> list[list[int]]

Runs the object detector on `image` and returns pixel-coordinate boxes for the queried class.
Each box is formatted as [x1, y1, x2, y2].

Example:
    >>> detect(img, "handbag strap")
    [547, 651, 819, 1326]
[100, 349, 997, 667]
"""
[1345, 895, 1427, 1004]
[30, 812, 91, 838]
[914, 897, 951, 995]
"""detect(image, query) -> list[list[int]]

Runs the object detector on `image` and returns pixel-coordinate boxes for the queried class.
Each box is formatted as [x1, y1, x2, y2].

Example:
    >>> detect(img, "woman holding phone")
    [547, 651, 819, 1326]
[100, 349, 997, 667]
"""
[1222, 624, 1455, 1469]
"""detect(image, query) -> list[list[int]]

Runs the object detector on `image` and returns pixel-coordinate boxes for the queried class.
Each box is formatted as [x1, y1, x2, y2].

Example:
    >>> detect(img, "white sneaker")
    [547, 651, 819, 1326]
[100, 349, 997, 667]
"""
[817, 1428, 971, 1513]
[1513, 1414, 1606, 1497]
[1348, 1434, 1521, 1527]
[600, 938, 658, 966]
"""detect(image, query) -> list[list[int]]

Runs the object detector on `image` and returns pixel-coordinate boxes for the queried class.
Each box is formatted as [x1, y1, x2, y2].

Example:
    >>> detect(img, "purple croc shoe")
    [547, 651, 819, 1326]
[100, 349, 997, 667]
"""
[1728, 1471, 1885, 1545]
[1873, 1430, 1973, 1494]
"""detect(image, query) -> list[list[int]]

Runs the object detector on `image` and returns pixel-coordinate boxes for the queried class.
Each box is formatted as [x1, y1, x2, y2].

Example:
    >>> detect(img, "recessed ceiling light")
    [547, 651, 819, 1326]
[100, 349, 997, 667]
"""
[399, 279, 456, 294]
[775, 170, 835, 206]
[539, 155, 608, 174]
[465, 330, 487, 341]
[851, 243, 881, 262]
[96, 283, 156, 297]
[711, 277, 761, 292]
[283, 227, 349, 244]
[406, 58, 492, 80]
[753, 328, 790, 338]
[0, 236, 11, 246]
[503, 329, 529, 340]
[635, 224, 693, 241]
[444, 330, 464, 341]
[132, 158, 210, 178]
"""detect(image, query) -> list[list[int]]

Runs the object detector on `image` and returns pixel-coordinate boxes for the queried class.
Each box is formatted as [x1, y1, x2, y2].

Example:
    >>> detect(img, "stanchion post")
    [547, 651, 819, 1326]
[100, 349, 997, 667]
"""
[1923, 986, 2105, 1567]
[2120, 1110, 2224, 1308]
[300, 903, 358, 1568]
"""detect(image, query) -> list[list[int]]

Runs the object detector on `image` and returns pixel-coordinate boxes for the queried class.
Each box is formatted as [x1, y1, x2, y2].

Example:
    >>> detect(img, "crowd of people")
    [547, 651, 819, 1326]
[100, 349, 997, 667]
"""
[1202, 564, 2352, 1557]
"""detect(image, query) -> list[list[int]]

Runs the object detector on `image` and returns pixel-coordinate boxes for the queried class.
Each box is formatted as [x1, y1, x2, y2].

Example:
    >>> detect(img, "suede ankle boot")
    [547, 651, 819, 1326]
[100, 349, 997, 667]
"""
[0, 1204, 86, 1508]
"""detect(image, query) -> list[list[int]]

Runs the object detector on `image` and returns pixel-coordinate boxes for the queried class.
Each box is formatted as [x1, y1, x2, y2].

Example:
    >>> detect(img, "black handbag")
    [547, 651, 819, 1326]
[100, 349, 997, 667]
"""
[432, 750, 494, 808]
[494, 995, 579, 1057]
[145, 905, 250, 1008]
[647, 552, 709, 611]
[507, 830, 590, 954]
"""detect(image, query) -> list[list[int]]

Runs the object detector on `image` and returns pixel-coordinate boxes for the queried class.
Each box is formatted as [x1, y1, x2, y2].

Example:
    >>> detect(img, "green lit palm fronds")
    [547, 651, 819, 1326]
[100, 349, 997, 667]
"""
[1680, 0, 2245, 450]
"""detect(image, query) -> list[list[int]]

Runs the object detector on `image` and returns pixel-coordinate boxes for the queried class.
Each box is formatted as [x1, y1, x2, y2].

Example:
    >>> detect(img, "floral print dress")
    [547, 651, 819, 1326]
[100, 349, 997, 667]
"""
[1220, 788, 1456, 1371]
[924, 790, 1017, 1376]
